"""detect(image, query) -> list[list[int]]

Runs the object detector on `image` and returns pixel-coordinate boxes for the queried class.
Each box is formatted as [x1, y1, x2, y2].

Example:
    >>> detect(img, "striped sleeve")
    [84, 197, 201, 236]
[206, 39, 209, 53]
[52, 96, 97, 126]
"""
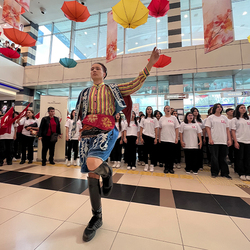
[117, 67, 150, 96]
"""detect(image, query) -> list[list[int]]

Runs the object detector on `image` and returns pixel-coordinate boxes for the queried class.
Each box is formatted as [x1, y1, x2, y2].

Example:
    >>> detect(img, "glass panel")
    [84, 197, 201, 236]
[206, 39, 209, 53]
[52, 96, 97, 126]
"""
[237, 97, 250, 107]
[183, 79, 193, 92]
[158, 81, 169, 94]
[34, 89, 47, 100]
[194, 76, 233, 91]
[38, 24, 52, 36]
[51, 32, 71, 63]
[74, 27, 98, 59]
[98, 25, 107, 58]
[156, 15, 168, 50]
[68, 99, 77, 112]
[191, 8, 204, 45]
[35, 36, 51, 65]
[131, 95, 158, 113]
[54, 20, 72, 33]
[47, 88, 69, 96]
[190, 0, 202, 9]
[235, 69, 250, 90]
[180, 0, 189, 10]
[125, 17, 156, 54]
[75, 14, 99, 29]
[100, 12, 108, 25]
[232, 0, 250, 40]
[158, 95, 169, 113]
[117, 26, 124, 55]
[195, 92, 235, 114]
[184, 93, 194, 113]
[135, 82, 157, 94]
[71, 87, 87, 98]
[181, 10, 191, 47]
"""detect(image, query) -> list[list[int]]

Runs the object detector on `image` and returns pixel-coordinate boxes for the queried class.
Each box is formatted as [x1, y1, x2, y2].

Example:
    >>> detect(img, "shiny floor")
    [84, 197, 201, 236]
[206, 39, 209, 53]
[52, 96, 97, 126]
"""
[0, 160, 250, 250]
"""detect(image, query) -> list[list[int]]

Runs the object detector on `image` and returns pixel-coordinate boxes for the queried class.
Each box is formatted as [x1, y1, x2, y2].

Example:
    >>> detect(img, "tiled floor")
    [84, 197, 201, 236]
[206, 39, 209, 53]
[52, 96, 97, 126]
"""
[0, 161, 250, 250]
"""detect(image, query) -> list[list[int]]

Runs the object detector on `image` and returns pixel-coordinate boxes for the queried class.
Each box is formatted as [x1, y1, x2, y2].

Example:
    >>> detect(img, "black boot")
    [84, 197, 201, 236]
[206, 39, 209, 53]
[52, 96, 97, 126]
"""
[83, 177, 103, 242]
[94, 161, 113, 196]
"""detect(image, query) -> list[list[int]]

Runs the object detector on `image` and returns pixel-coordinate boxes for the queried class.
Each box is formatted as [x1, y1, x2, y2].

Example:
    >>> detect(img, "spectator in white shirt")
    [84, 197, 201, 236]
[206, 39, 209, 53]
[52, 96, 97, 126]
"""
[140, 106, 159, 172]
[206, 103, 232, 179]
[191, 107, 206, 170]
[231, 104, 250, 181]
[124, 111, 139, 170]
[65, 110, 82, 166]
[180, 112, 202, 174]
[226, 108, 235, 169]
[19, 110, 39, 164]
[172, 110, 181, 169]
[110, 113, 124, 168]
[0, 114, 17, 166]
[137, 114, 145, 166]
[159, 106, 180, 174]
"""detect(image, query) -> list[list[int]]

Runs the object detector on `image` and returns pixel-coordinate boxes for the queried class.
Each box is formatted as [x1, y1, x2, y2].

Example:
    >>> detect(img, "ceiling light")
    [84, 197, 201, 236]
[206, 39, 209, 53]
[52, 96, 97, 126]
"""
[0, 5, 2, 9]
[157, 19, 160, 23]
[158, 37, 161, 39]
[135, 42, 138, 45]
[84, 53, 86, 56]
[117, 49, 120, 51]
[84, 32, 87, 34]
[93, 43, 96, 45]
[181, 33, 184, 36]
[243, 11, 247, 15]
[184, 14, 188, 18]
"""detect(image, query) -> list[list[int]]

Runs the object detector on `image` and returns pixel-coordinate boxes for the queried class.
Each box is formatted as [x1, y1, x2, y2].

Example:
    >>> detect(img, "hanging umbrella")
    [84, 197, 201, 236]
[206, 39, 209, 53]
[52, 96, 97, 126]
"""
[148, 54, 171, 68]
[3, 28, 36, 47]
[248, 35, 250, 43]
[59, 58, 77, 68]
[21, 7, 25, 14]
[112, 0, 149, 29]
[0, 48, 20, 59]
[61, 1, 90, 22]
[147, 0, 169, 18]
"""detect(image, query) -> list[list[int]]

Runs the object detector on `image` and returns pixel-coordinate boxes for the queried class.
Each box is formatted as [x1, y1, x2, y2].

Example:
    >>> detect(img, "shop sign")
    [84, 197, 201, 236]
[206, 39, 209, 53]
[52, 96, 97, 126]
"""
[165, 94, 189, 100]
[221, 91, 250, 98]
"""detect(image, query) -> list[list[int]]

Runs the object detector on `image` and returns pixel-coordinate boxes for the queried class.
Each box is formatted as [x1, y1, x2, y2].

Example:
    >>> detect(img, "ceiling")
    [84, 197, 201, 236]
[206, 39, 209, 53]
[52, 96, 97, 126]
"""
[23, 0, 150, 25]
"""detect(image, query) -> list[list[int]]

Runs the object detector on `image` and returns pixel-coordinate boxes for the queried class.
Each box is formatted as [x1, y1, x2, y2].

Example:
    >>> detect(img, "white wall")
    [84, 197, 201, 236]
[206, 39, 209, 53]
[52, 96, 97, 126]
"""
[0, 56, 24, 88]
[23, 39, 250, 87]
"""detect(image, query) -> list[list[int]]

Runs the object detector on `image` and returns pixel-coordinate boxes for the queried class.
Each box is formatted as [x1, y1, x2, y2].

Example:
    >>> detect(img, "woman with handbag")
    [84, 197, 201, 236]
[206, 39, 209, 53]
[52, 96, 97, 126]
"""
[38, 107, 62, 166]
[19, 110, 39, 164]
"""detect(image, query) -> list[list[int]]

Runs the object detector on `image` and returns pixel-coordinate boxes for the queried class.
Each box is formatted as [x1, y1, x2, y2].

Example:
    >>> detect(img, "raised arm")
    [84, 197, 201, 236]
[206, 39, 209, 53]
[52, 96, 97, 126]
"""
[118, 47, 161, 96]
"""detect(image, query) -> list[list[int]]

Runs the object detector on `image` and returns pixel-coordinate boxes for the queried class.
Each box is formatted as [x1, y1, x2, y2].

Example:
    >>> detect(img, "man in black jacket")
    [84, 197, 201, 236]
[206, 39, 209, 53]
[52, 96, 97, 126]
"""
[38, 107, 62, 166]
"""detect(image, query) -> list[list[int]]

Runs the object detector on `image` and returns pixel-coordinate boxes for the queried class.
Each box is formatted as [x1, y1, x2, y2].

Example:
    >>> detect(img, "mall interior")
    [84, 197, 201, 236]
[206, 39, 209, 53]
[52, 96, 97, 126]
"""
[0, 0, 250, 249]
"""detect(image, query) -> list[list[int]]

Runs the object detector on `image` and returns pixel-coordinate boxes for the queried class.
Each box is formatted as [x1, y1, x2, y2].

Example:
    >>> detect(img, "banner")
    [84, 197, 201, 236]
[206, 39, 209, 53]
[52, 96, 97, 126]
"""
[106, 10, 117, 63]
[2, 0, 21, 29]
[202, 0, 234, 53]
[37, 96, 68, 162]
[15, 0, 30, 11]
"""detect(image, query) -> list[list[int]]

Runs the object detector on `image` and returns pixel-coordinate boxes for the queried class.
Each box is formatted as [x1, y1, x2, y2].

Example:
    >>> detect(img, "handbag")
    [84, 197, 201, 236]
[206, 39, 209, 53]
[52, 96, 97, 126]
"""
[49, 121, 58, 142]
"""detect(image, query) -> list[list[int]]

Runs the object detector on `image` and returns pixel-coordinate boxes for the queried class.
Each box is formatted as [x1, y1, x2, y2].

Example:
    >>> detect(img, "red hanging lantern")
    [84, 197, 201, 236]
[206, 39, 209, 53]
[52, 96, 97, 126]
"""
[147, 0, 170, 18]
[148, 54, 171, 68]
[61, 1, 90, 22]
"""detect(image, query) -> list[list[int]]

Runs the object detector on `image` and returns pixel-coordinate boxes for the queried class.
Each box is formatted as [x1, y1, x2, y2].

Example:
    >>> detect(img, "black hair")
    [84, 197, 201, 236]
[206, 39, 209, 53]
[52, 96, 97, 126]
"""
[225, 108, 234, 114]
[184, 112, 195, 124]
[115, 112, 122, 131]
[145, 106, 154, 119]
[212, 103, 223, 114]
[235, 104, 249, 120]
[171, 110, 181, 124]
[26, 109, 35, 120]
[14, 111, 19, 116]
[70, 109, 75, 120]
[207, 107, 213, 115]
[190, 107, 202, 123]
[48, 107, 55, 112]
[154, 110, 163, 119]
[132, 111, 138, 126]
[93, 62, 107, 79]
[139, 113, 145, 123]
[247, 105, 250, 110]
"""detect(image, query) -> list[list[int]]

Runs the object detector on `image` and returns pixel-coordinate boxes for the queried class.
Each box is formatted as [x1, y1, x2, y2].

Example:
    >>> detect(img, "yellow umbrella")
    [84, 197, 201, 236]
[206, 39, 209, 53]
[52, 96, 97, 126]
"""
[248, 35, 250, 43]
[112, 0, 149, 29]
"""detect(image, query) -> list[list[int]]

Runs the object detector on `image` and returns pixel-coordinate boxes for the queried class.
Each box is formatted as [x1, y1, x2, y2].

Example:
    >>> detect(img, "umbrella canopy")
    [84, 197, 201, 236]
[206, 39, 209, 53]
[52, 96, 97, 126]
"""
[112, 0, 149, 29]
[148, 54, 171, 68]
[0, 48, 20, 59]
[59, 58, 77, 68]
[3, 28, 36, 47]
[61, 1, 90, 22]
[147, 0, 169, 18]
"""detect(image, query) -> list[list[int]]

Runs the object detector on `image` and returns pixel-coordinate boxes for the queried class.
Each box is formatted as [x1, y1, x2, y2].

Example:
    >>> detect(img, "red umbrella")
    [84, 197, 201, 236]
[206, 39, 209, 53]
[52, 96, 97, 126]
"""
[148, 0, 170, 18]
[3, 28, 36, 47]
[21, 7, 25, 14]
[148, 54, 171, 68]
[0, 48, 20, 59]
[61, 1, 90, 22]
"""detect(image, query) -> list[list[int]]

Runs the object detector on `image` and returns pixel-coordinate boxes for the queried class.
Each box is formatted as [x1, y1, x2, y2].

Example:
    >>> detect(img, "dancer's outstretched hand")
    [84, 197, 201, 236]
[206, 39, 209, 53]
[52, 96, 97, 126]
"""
[147, 47, 161, 71]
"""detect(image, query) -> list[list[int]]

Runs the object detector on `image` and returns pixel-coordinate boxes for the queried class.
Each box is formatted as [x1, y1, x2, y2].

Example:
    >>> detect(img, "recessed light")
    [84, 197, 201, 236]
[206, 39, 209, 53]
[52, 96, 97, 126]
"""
[184, 14, 188, 18]
[93, 43, 96, 45]
[84, 53, 86, 56]
[135, 42, 138, 45]
[181, 34, 184, 36]
[243, 11, 247, 15]
[0, 5, 2, 9]
[157, 19, 160, 23]
[117, 49, 120, 51]
[84, 32, 87, 34]
[158, 37, 161, 39]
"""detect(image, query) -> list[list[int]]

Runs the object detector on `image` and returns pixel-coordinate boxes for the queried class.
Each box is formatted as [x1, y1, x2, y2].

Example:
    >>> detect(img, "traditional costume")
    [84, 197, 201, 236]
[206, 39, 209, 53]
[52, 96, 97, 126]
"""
[72, 66, 150, 241]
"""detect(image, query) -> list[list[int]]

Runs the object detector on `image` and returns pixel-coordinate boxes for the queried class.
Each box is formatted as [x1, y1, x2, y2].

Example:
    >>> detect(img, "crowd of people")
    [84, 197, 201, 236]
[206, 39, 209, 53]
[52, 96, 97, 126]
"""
[1, 103, 250, 181]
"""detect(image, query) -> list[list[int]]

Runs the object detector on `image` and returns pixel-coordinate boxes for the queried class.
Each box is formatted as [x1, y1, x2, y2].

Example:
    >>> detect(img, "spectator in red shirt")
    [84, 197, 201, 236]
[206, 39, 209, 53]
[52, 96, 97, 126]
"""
[38, 107, 62, 166]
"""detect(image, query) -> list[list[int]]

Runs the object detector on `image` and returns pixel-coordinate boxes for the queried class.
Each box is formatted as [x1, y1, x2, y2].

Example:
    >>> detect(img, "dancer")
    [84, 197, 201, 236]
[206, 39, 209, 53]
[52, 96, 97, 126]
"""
[72, 47, 160, 242]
